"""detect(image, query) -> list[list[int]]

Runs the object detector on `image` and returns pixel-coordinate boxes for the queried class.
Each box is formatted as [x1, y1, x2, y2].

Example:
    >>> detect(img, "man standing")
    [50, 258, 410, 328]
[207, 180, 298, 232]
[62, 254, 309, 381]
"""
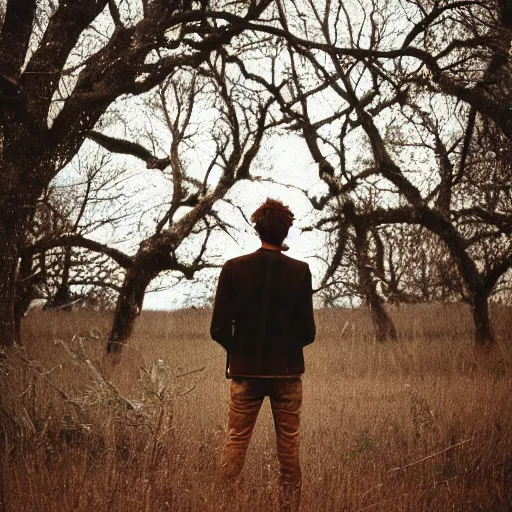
[210, 198, 316, 512]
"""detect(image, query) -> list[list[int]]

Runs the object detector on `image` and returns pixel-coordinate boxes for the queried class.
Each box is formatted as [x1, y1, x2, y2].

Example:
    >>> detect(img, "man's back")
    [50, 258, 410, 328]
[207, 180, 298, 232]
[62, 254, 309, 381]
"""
[211, 198, 315, 512]
[210, 247, 315, 377]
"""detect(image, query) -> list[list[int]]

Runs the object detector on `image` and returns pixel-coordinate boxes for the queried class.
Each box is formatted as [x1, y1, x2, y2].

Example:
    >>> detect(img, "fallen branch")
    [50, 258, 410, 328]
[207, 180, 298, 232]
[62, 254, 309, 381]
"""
[176, 366, 206, 378]
[388, 435, 476, 472]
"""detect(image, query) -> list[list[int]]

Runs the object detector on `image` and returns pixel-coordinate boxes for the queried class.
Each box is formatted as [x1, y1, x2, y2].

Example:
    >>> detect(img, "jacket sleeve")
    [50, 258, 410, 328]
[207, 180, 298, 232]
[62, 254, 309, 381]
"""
[296, 264, 316, 347]
[210, 260, 234, 352]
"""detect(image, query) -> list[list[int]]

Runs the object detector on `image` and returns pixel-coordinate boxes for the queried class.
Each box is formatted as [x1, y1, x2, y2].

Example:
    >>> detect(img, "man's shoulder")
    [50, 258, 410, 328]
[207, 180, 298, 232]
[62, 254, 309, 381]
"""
[225, 250, 309, 270]
[280, 252, 309, 267]
[279, 252, 310, 271]
[223, 252, 254, 266]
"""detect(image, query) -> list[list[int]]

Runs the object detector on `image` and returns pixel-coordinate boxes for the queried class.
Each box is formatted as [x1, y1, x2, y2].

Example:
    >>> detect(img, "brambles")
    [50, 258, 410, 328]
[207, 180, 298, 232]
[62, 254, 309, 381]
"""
[0, 306, 510, 510]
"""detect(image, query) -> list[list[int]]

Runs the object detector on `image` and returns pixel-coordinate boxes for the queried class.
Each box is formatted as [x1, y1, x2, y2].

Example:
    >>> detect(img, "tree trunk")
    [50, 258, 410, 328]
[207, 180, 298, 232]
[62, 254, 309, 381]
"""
[107, 264, 159, 354]
[367, 289, 398, 343]
[351, 216, 397, 342]
[47, 247, 72, 310]
[0, 248, 19, 348]
[0, 220, 25, 347]
[471, 290, 494, 346]
[14, 253, 36, 344]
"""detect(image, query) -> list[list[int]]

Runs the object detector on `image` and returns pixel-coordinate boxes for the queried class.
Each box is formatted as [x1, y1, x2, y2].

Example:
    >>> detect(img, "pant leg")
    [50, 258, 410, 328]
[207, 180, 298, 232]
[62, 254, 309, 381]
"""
[269, 378, 302, 512]
[220, 378, 264, 482]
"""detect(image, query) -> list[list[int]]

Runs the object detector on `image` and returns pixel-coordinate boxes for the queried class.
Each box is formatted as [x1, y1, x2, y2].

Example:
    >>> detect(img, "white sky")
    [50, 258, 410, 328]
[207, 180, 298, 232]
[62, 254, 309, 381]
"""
[144, 132, 326, 310]
[144, 133, 328, 310]
[58, 127, 330, 310]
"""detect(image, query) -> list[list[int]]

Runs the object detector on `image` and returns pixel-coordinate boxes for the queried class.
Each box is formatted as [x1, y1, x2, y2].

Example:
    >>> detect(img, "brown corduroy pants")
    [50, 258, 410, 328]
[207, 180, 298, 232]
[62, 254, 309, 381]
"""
[220, 377, 302, 512]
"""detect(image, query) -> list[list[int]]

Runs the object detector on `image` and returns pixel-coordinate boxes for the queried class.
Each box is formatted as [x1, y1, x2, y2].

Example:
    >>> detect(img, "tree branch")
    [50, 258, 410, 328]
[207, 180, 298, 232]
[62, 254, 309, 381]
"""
[22, 0, 109, 121]
[87, 131, 170, 170]
[23, 234, 133, 269]
[0, 0, 36, 79]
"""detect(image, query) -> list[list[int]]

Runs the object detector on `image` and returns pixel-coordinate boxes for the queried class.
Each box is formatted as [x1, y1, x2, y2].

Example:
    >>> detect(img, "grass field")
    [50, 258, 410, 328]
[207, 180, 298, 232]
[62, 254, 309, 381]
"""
[1, 304, 512, 511]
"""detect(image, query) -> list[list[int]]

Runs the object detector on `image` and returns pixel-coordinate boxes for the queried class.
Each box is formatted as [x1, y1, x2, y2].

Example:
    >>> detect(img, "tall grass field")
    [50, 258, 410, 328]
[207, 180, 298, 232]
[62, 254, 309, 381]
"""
[1, 304, 512, 511]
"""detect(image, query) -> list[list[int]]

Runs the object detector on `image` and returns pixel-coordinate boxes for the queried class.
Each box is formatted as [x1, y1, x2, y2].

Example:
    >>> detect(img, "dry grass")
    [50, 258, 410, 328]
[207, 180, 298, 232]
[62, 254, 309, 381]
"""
[1, 304, 512, 511]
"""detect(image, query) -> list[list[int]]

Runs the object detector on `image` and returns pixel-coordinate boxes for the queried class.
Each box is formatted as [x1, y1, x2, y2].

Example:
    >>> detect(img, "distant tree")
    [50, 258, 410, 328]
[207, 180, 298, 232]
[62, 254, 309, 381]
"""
[15, 154, 131, 338]
[313, 198, 398, 342]
[316, 217, 468, 306]
[372, 225, 466, 304]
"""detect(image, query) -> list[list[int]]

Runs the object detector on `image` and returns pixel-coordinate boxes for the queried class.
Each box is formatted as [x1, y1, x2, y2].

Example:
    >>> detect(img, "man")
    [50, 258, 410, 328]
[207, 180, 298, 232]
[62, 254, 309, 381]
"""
[210, 198, 316, 512]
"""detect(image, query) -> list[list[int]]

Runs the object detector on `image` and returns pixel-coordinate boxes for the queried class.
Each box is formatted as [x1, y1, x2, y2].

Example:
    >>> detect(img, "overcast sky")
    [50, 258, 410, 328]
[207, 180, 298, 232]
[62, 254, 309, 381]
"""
[145, 132, 329, 310]
[58, 126, 331, 310]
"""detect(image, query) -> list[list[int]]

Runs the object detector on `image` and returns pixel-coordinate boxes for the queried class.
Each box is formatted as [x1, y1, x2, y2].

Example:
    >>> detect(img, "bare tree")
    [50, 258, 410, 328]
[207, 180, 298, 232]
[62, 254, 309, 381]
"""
[86, 59, 282, 355]
[15, 153, 133, 337]
[249, 0, 512, 346]
[0, 0, 274, 347]
[374, 225, 466, 304]
[312, 198, 398, 341]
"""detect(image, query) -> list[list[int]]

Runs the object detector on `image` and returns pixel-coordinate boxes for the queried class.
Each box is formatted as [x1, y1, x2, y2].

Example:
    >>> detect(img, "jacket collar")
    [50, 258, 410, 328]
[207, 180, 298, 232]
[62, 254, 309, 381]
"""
[257, 247, 281, 253]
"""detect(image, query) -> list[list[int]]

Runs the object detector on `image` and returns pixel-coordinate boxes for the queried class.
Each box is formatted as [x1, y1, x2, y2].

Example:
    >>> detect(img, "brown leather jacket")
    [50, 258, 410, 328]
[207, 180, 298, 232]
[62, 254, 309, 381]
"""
[210, 248, 316, 378]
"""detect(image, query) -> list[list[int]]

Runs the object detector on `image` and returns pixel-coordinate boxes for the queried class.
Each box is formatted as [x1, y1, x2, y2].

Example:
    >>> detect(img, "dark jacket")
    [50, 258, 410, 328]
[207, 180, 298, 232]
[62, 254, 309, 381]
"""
[210, 248, 316, 378]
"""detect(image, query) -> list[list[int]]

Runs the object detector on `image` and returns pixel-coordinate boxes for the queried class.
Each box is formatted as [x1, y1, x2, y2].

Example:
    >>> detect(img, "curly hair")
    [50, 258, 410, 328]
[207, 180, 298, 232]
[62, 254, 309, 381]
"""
[250, 198, 295, 246]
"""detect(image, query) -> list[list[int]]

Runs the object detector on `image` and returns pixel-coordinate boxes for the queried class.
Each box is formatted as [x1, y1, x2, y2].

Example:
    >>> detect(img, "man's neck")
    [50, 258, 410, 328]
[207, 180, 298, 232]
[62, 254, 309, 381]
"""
[261, 241, 281, 251]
